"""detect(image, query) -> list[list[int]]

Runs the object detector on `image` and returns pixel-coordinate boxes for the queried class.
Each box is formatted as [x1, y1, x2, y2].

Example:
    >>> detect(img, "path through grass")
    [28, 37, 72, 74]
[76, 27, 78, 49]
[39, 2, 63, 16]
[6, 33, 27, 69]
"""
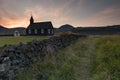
[72, 36, 97, 80]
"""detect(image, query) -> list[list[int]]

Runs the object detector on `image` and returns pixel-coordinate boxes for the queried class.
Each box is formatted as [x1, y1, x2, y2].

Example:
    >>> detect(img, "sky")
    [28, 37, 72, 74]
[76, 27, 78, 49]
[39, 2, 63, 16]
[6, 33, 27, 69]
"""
[0, 0, 120, 28]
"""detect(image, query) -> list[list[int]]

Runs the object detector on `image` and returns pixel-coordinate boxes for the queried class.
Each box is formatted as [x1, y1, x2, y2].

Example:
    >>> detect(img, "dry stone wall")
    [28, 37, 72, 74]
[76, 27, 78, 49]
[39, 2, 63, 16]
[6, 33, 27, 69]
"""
[0, 34, 85, 80]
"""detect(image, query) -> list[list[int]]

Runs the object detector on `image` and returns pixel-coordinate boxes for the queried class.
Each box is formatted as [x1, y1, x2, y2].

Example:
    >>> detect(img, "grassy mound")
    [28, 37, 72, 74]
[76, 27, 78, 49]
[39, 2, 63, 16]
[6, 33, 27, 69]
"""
[0, 36, 49, 47]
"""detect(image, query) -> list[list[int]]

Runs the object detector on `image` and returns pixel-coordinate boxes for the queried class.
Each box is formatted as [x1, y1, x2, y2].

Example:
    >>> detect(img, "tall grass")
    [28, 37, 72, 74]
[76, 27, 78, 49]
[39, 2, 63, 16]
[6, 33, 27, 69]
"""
[91, 35, 120, 80]
[14, 35, 120, 80]
[14, 37, 85, 80]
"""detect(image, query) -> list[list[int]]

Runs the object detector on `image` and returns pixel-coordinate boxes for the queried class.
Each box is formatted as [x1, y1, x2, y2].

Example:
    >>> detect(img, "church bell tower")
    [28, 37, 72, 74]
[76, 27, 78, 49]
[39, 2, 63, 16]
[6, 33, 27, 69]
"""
[30, 16, 34, 24]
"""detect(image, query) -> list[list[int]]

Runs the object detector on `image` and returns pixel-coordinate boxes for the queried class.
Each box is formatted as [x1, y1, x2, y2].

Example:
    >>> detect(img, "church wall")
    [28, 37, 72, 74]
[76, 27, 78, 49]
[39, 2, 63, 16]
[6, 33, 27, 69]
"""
[26, 28, 54, 36]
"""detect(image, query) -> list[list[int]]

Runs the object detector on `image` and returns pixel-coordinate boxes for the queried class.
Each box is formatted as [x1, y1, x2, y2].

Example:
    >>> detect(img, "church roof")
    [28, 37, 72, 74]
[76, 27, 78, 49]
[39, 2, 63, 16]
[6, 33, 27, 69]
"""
[27, 21, 54, 29]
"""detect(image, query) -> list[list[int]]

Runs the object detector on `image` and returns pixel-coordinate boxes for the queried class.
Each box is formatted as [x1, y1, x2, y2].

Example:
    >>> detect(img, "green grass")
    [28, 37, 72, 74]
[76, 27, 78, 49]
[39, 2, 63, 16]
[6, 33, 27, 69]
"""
[14, 36, 94, 80]
[13, 35, 120, 80]
[91, 35, 120, 80]
[0, 36, 49, 47]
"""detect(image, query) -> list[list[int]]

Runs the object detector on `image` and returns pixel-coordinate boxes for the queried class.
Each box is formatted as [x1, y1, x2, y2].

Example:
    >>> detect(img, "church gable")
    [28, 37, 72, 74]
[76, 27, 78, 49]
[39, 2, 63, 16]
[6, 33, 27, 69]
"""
[27, 22, 53, 29]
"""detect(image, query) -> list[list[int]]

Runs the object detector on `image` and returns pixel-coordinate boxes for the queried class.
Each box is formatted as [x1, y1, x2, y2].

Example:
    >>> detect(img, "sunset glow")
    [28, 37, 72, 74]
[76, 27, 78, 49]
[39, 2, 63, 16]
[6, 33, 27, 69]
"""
[0, 0, 120, 28]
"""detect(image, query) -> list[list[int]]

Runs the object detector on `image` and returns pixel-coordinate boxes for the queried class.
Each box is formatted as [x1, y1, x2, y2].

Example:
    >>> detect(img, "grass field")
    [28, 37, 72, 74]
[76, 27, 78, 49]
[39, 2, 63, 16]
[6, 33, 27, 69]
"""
[91, 35, 120, 80]
[2, 35, 119, 80]
[0, 36, 49, 47]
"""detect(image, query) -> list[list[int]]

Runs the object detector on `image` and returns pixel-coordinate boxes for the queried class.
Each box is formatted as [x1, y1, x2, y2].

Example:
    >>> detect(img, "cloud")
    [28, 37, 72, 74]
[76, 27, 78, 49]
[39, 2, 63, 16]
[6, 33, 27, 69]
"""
[0, 6, 28, 28]
[0, 0, 120, 28]
[24, 5, 72, 27]
[0, 0, 81, 28]
[79, 7, 120, 26]
[0, 17, 27, 28]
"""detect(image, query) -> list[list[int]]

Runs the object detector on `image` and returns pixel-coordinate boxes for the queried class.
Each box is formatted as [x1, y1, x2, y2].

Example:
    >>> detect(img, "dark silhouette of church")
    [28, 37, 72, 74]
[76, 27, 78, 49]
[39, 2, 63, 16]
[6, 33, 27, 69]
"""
[26, 16, 54, 36]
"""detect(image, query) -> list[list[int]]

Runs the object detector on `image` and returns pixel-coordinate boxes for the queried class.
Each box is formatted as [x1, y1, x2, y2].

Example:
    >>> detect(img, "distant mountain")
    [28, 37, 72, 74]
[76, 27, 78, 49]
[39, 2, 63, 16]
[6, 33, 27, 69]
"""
[73, 25, 120, 35]
[55, 24, 75, 32]
[9, 27, 26, 35]
[0, 25, 26, 35]
[0, 25, 8, 30]
[1, 24, 120, 36]
[55, 24, 120, 35]
[0, 25, 9, 35]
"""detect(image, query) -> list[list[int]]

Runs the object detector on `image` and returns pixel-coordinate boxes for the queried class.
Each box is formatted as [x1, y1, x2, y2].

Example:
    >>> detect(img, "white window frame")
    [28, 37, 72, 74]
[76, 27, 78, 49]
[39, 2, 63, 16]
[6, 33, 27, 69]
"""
[48, 29, 51, 34]
[34, 29, 37, 34]
[41, 29, 44, 34]
[28, 29, 31, 34]
[51, 29, 54, 34]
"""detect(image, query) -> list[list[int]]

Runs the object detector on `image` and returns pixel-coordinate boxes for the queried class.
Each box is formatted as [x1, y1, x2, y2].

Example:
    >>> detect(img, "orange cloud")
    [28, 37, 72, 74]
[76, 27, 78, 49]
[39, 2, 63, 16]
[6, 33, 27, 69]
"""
[0, 5, 71, 28]
[0, 0, 119, 28]
[0, 17, 28, 28]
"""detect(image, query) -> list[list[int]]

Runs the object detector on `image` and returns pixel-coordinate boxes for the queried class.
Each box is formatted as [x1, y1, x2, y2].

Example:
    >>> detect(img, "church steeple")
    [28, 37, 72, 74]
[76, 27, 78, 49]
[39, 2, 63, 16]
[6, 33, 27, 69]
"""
[30, 16, 34, 24]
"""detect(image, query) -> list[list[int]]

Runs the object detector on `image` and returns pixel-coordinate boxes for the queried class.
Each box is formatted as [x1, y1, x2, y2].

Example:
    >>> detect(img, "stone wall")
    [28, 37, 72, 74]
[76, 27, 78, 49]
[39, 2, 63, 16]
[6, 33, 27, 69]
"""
[0, 34, 85, 80]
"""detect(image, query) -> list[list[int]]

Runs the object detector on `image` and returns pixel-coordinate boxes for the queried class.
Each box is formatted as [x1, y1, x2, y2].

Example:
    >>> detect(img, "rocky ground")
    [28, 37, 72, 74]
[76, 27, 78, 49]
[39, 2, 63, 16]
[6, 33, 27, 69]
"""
[0, 34, 85, 80]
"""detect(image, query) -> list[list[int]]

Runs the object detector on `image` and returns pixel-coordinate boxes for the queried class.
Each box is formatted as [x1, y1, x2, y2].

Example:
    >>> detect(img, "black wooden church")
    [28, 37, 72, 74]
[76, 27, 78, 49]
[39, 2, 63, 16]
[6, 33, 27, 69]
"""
[26, 16, 54, 36]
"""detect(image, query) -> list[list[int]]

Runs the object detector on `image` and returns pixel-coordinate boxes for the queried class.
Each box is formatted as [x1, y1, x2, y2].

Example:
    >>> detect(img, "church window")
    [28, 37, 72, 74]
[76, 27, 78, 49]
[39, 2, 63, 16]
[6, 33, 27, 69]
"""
[28, 29, 31, 34]
[35, 29, 37, 34]
[48, 29, 51, 34]
[51, 29, 54, 34]
[41, 29, 44, 34]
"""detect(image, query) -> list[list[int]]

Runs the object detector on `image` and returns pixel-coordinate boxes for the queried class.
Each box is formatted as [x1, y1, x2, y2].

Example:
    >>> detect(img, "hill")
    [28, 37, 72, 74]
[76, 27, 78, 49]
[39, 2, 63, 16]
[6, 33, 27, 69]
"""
[55, 24, 120, 35]
[0, 25, 26, 36]
[9, 27, 26, 35]
[0, 25, 8, 33]
[1, 24, 120, 36]
[0, 25, 8, 30]
[73, 25, 120, 35]
[0, 36, 49, 47]
[55, 24, 74, 32]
